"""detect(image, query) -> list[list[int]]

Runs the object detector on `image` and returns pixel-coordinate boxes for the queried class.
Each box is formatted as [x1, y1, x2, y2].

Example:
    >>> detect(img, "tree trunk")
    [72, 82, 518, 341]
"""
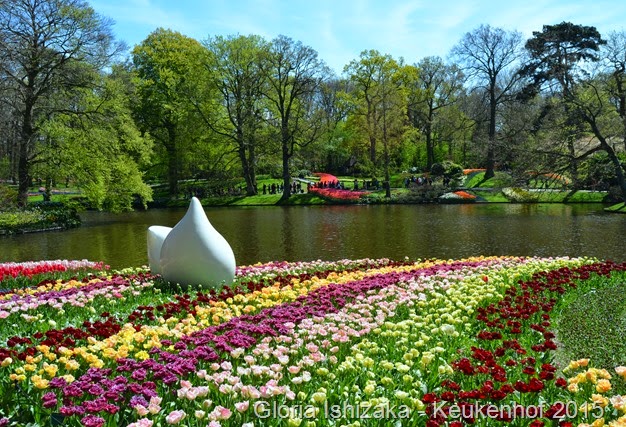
[567, 139, 579, 188]
[485, 87, 497, 180]
[17, 145, 30, 208]
[368, 134, 377, 164]
[383, 142, 391, 198]
[425, 120, 434, 171]
[366, 101, 376, 164]
[239, 143, 257, 196]
[606, 145, 626, 201]
[587, 118, 626, 201]
[165, 125, 178, 198]
[17, 103, 35, 208]
[280, 140, 291, 201]
[43, 177, 53, 202]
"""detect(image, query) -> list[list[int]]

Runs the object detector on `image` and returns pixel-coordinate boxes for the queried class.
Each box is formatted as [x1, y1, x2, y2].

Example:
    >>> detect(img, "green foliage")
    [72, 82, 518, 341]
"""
[132, 28, 218, 197]
[80, 158, 153, 212]
[581, 152, 621, 189]
[430, 160, 463, 177]
[0, 184, 18, 210]
[0, 210, 44, 231]
[296, 169, 311, 179]
[520, 22, 606, 99]
[39, 70, 154, 213]
[0, 202, 80, 234]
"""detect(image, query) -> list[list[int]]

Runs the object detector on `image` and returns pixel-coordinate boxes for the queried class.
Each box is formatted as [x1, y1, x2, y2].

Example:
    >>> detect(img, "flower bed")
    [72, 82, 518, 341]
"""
[309, 187, 368, 202]
[439, 191, 477, 203]
[1, 256, 626, 426]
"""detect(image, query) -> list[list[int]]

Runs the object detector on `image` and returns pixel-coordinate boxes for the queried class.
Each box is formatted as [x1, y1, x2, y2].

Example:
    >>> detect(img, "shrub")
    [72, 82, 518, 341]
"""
[296, 169, 311, 179]
[0, 201, 81, 234]
[430, 161, 463, 178]
[502, 187, 539, 203]
[0, 184, 17, 210]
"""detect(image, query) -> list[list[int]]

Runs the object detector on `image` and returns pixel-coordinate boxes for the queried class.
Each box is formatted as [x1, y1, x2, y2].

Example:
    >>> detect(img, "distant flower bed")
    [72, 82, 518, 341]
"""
[463, 168, 486, 175]
[312, 172, 338, 183]
[439, 191, 477, 203]
[309, 187, 368, 201]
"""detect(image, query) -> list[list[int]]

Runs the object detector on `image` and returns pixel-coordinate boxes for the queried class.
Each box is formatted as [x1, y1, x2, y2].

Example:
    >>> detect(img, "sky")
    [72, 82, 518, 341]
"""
[89, 0, 626, 74]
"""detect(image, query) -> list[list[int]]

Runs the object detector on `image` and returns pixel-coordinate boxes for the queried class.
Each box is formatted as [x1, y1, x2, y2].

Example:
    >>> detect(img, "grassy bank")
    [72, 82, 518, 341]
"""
[554, 267, 626, 380]
[0, 202, 81, 235]
[605, 202, 626, 213]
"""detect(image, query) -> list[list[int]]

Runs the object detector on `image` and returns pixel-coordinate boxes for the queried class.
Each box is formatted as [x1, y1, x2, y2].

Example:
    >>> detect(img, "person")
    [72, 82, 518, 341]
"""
[262, 183, 267, 194]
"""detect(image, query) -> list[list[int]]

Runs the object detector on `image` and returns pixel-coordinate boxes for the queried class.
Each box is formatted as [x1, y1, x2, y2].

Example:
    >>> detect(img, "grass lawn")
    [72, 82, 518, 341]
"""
[531, 189, 608, 203]
[471, 189, 510, 202]
[554, 269, 626, 391]
[464, 171, 514, 188]
[605, 202, 626, 213]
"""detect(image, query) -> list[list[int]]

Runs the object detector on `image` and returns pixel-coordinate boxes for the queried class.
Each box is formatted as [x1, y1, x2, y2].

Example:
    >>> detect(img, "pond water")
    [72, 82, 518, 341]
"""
[0, 203, 624, 269]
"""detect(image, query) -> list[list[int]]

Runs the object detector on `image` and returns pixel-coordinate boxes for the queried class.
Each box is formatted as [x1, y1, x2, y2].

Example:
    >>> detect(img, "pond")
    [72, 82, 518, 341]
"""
[0, 203, 624, 269]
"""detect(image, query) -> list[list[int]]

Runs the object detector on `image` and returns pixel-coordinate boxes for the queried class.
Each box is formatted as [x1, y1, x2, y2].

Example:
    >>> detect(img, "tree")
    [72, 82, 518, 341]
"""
[344, 51, 408, 189]
[303, 78, 353, 174]
[0, 0, 124, 206]
[344, 50, 385, 166]
[40, 67, 153, 211]
[408, 56, 464, 170]
[451, 25, 524, 179]
[260, 35, 331, 200]
[520, 22, 606, 187]
[604, 31, 626, 151]
[203, 34, 269, 195]
[132, 28, 209, 198]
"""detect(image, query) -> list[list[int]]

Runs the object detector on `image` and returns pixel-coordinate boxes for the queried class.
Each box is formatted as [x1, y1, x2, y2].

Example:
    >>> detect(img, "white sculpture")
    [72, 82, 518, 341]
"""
[146, 226, 171, 274]
[147, 197, 236, 289]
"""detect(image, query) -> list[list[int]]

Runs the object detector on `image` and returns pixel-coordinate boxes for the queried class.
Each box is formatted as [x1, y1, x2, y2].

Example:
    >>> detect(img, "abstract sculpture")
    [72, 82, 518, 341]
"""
[147, 197, 236, 289]
[146, 225, 171, 274]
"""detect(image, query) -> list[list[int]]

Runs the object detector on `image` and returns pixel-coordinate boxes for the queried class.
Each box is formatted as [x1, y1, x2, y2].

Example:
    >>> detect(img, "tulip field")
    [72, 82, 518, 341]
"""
[1, 256, 626, 426]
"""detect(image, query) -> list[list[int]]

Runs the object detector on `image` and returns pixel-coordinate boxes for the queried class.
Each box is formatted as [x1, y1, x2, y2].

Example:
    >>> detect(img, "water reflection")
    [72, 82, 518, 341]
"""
[0, 204, 624, 268]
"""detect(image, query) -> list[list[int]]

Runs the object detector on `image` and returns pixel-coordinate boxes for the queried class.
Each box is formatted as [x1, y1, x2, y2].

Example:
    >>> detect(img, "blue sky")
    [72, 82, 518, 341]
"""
[90, 0, 626, 74]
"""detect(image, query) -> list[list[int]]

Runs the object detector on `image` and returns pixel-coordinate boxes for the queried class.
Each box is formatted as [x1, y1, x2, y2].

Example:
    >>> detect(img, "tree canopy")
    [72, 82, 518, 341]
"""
[0, 4, 625, 206]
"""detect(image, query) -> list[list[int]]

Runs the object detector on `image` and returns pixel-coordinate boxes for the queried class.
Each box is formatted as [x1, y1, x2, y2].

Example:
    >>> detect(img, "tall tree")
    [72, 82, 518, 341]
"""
[307, 78, 353, 174]
[520, 22, 606, 186]
[344, 50, 385, 166]
[451, 25, 524, 179]
[345, 50, 407, 196]
[408, 56, 464, 170]
[40, 67, 153, 211]
[0, 0, 124, 206]
[260, 35, 331, 200]
[132, 28, 209, 198]
[203, 34, 269, 195]
[604, 31, 626, 151]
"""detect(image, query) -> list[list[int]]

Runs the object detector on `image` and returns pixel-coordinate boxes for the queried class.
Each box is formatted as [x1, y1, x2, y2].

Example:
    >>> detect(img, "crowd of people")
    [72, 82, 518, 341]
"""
[404, 175, 434, 188]
[262, 181, 304, 195]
